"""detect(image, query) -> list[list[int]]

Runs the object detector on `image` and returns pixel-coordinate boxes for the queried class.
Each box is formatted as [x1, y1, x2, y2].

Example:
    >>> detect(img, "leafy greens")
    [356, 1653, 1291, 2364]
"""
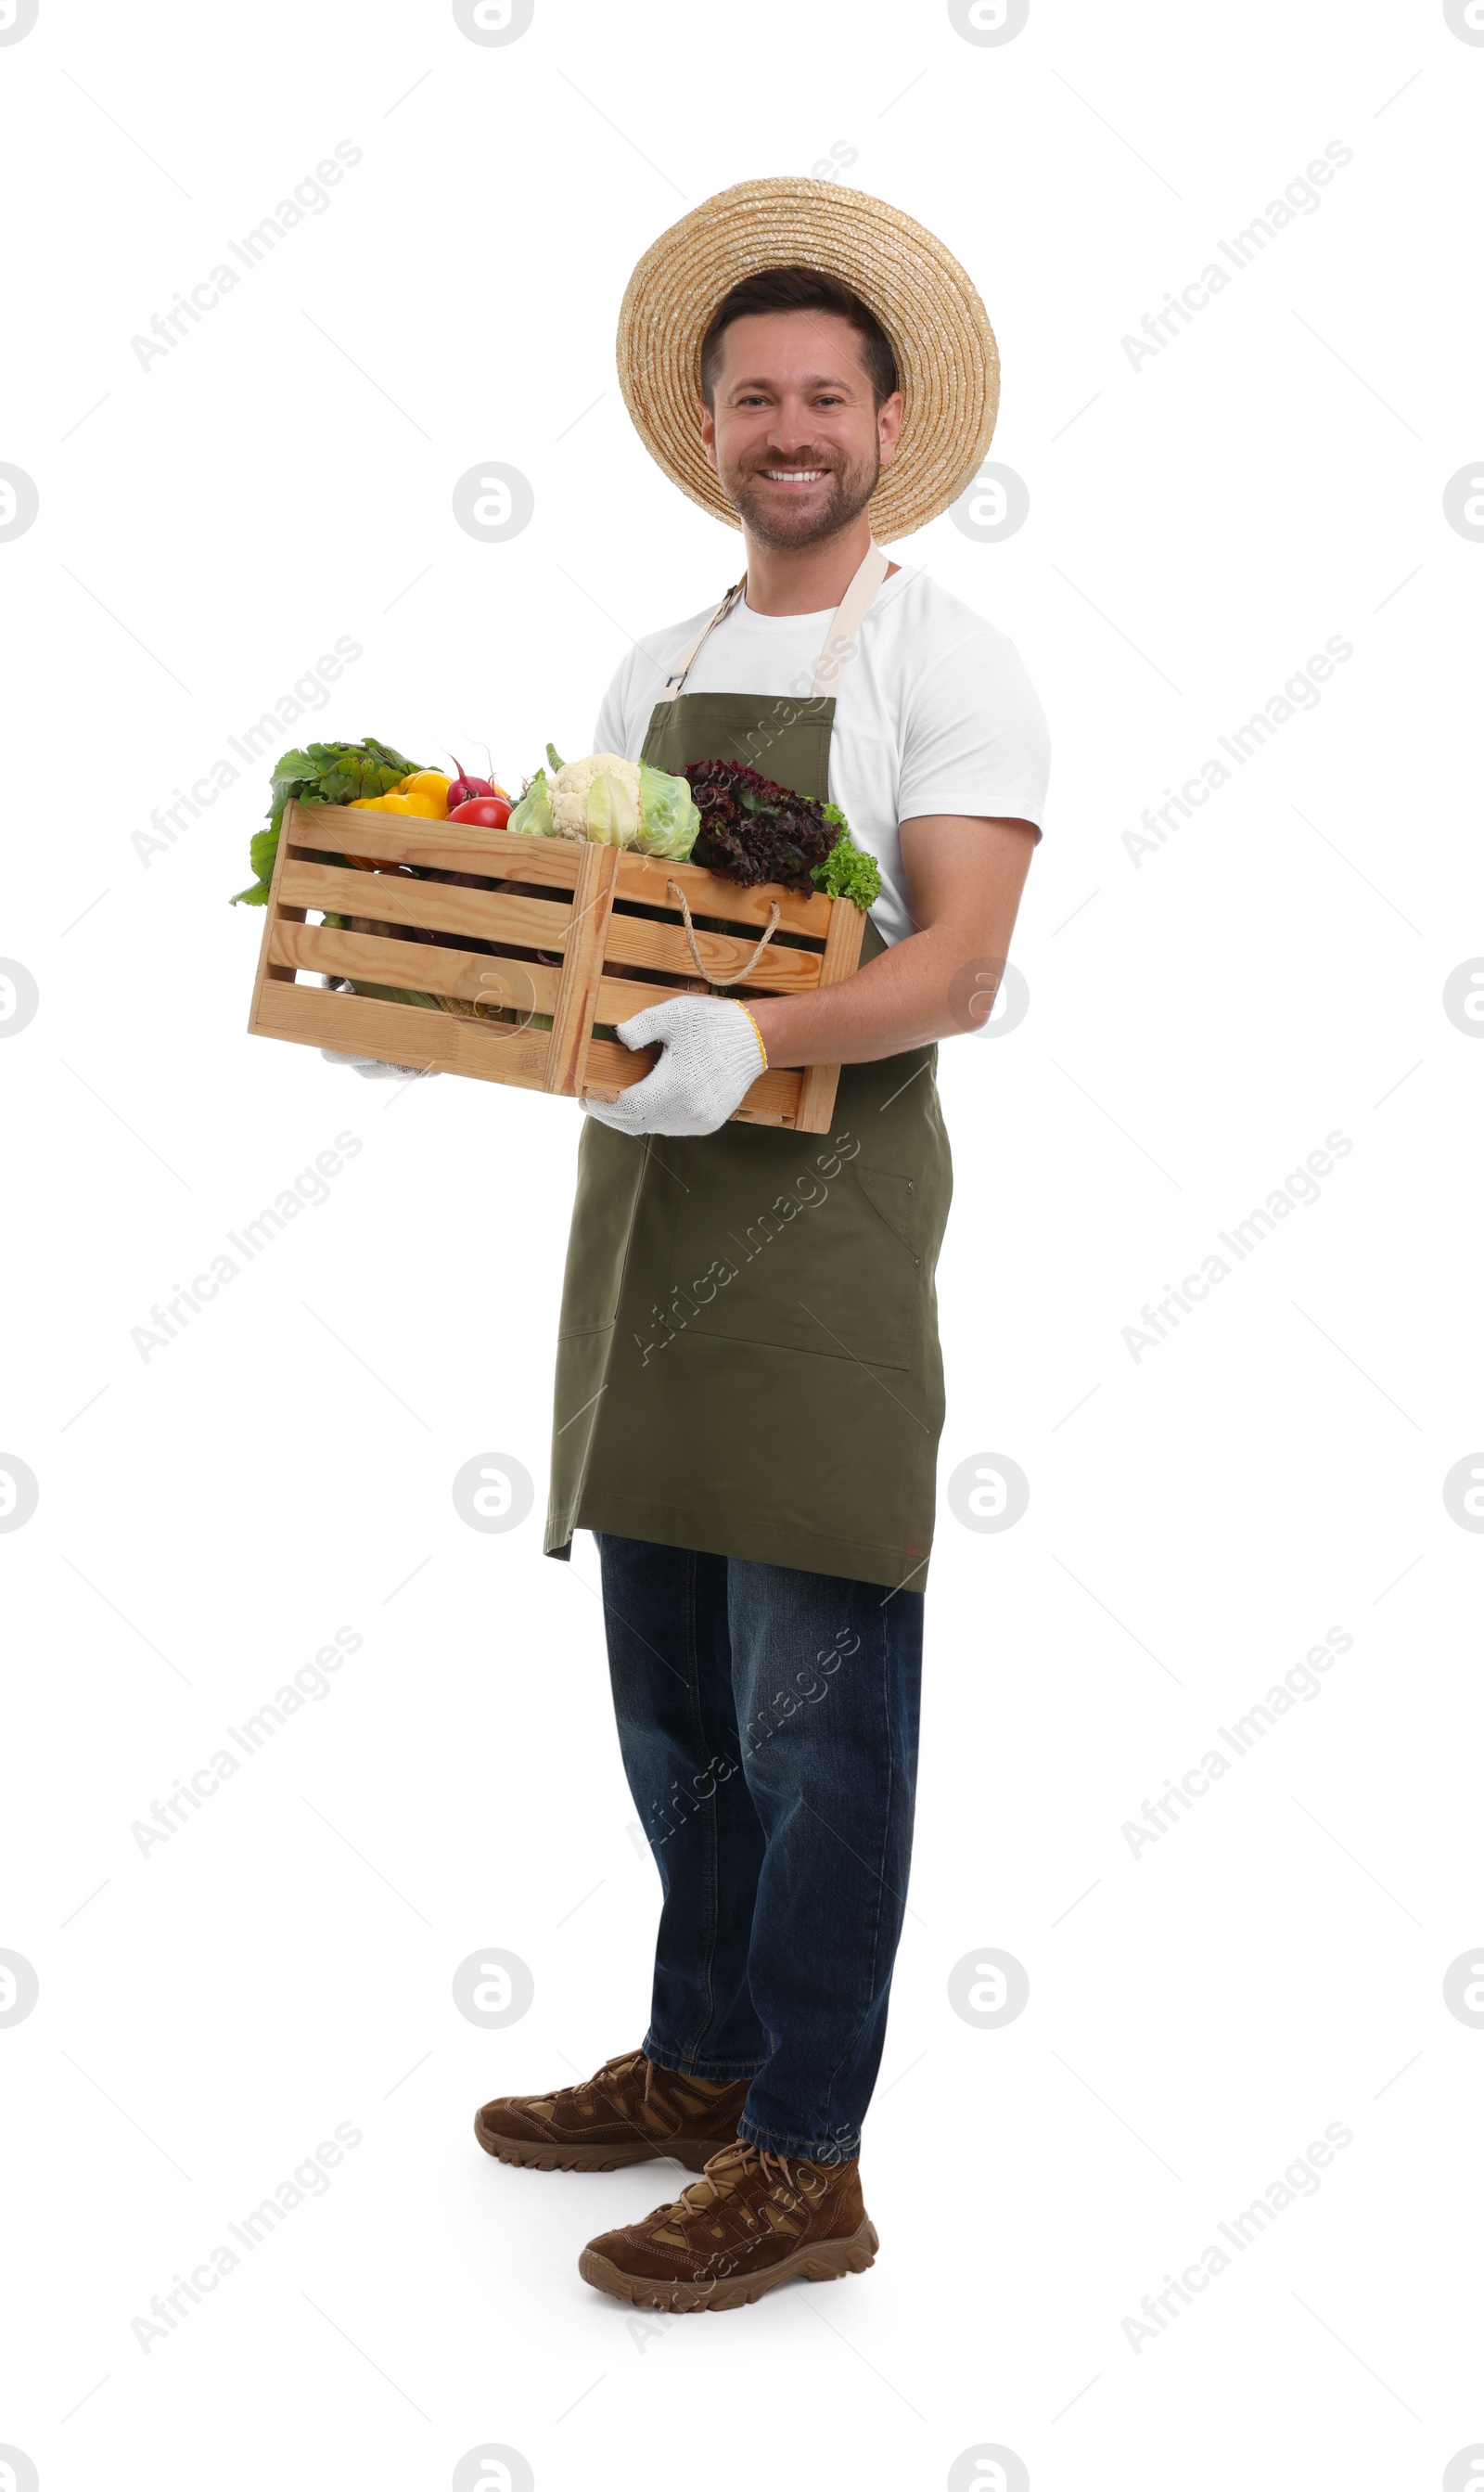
[229, 737, 423, 905]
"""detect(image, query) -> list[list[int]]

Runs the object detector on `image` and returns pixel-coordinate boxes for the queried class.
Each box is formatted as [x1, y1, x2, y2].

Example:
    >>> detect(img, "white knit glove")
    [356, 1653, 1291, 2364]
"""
[582, 995, 765, 1137]
[321, 1048, 438, 1080]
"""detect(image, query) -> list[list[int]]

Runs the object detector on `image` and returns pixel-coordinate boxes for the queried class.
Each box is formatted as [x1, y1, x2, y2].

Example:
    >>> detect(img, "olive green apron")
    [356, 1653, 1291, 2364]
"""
[543, 545, 953, 1593]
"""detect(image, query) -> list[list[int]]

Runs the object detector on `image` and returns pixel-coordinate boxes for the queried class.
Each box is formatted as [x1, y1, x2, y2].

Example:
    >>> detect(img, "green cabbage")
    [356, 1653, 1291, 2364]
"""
[635, 761, 701, 860]
[585, 768, 641, 845]
[507, 770, 555, 838]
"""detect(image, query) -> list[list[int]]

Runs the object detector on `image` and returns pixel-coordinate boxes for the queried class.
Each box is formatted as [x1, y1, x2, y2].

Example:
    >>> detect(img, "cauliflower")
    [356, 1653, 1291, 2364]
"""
[551, 751, 641, 844]
[508, 745, 700, 857]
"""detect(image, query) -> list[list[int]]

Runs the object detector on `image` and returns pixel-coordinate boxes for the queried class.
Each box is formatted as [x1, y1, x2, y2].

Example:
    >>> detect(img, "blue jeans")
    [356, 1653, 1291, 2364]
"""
[595, 1534, 924, 2163]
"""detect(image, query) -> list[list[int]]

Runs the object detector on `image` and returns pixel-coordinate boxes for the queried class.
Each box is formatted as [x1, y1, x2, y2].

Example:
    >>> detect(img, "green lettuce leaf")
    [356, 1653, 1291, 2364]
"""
[812, 827, 882, 909]
[237, 738, 425, 903]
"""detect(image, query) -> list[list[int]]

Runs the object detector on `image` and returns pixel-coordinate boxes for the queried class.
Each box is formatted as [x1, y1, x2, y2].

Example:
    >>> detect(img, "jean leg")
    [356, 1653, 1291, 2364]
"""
[596, 1533, 769, 2079]
[723, 1560, 923, 2160]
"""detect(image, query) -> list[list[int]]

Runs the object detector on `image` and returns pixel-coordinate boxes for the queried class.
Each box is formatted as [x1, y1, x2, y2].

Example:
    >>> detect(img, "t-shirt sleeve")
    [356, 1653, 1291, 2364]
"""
[896, 628, 1052, 835]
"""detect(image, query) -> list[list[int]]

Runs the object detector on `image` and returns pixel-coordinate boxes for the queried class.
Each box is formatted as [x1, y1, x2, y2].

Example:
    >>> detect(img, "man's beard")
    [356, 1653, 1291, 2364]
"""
[722, 445, 882, 549]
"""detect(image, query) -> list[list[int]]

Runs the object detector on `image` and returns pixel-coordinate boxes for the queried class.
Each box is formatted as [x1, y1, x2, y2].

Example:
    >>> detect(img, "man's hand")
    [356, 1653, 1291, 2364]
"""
[321, 1049, 439, 1080]
[582, 995, 766, 1137]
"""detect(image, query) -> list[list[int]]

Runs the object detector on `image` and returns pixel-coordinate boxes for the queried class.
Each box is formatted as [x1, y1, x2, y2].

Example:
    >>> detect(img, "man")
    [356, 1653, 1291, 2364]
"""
[470, 181, 1051, 2311]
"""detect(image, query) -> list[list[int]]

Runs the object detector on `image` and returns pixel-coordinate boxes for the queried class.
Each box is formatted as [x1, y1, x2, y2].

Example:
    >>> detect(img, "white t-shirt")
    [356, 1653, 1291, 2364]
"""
[593, 561, 1051, 947]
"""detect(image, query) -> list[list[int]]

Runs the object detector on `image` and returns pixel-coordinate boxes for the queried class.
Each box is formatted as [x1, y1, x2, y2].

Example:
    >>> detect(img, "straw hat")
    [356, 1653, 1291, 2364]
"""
[616, 177, 999, 545]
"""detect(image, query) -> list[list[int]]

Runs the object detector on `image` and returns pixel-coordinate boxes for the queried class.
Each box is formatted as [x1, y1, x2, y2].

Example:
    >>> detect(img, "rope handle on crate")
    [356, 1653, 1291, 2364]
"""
[666, 878, 780, 988]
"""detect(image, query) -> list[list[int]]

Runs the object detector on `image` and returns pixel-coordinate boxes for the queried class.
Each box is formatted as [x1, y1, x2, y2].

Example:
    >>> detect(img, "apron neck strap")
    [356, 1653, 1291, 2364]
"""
[656, 577, 748, 702]
[810, 540, 890, 697]
[653, 540, 890, 704]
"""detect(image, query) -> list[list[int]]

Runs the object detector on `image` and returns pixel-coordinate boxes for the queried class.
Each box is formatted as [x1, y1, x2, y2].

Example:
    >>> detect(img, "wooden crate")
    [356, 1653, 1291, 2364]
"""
[246, 799, 866, 1133]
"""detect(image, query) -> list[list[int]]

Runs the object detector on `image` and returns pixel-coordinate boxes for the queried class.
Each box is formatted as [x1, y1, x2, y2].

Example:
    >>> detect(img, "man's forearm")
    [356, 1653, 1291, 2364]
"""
[748, 926, 1000, 1068]
[749, 813, 1038, 1069]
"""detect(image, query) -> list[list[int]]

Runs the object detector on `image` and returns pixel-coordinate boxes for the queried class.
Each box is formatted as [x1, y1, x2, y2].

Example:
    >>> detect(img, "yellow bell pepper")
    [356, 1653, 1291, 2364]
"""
[344, 771, 451, 820]
[397, 770, 453, 816]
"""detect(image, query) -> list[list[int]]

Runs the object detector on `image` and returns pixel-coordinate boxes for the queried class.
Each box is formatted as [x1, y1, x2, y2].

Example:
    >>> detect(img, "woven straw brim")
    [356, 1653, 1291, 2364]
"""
[616, 178, 999, 545]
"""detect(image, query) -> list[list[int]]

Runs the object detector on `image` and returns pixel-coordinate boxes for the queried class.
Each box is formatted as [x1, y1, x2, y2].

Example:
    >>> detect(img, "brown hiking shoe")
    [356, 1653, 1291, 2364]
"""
[474, 2049, 748, 2174]
[578, 2140, 878, 2310]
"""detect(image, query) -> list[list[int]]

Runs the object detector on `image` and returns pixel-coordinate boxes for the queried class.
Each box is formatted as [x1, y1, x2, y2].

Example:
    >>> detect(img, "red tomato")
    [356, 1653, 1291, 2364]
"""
[449, 795, 512, 829]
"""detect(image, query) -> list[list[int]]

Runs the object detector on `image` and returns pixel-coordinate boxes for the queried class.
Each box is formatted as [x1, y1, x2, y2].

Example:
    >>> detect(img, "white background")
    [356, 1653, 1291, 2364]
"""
[2, 1, 1482, 2486]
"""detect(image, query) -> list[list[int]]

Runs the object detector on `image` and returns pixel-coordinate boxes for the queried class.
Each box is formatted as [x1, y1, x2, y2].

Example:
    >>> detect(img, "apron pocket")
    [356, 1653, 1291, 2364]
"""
[853, 1163, 920, 1252]
[666, 1147, 920, 1373]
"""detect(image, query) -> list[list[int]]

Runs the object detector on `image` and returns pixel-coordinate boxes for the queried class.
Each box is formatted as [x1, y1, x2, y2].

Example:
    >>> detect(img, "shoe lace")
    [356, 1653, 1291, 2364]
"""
[654, 2140, 804, 2226]
[548, 2049, 646, 2115]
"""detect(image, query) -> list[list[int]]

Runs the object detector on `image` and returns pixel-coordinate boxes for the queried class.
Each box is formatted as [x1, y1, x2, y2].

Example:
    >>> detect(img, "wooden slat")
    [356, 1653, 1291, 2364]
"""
[792, 894, 867, 1136]
[729, 1082, 808, 1128]
[595, 973, 705, 1024]
[252, 979, 554, 1087]
[278, 857, 572, 951]
[582, 1037, 805, 1128]
[290, 802, 584, 889]
[247, 795, 307, 1018]
[602, 909, 824, 994]
[544, 842, 620, 1095]
[269, 920, 562, 1018]
[613, 848, 833, 937]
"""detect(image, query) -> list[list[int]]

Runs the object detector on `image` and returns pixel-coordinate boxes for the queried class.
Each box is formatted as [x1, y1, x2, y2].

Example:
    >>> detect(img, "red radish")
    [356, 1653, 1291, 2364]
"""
[447, 754, 508, 807]
[449, 795, 512, 829]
